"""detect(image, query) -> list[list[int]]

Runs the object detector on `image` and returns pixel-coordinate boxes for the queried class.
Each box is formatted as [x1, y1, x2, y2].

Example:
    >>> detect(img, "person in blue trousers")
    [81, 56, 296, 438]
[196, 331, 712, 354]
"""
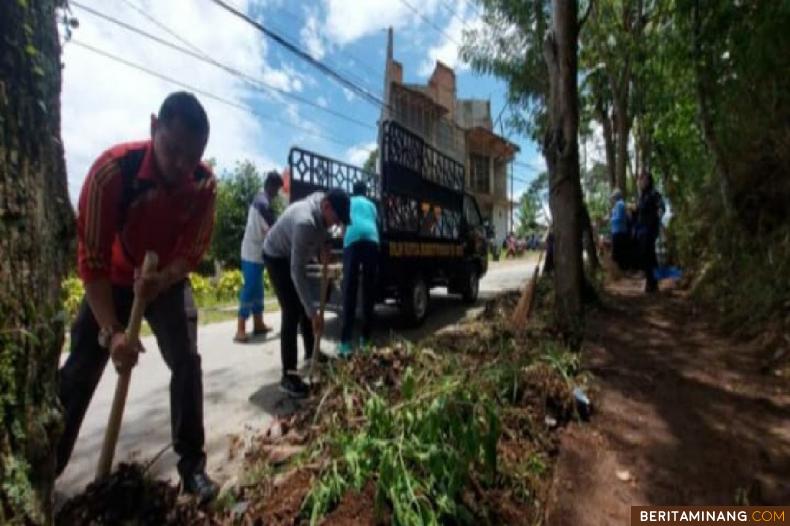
[609, 189, 630, 270]
[338, 181, 380, 357]
[235, 171, 283, 342]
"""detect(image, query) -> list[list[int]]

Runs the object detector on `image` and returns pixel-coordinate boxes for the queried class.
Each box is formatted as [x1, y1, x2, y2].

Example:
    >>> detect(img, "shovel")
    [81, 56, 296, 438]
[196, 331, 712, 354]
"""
[95, 251, 158, 481]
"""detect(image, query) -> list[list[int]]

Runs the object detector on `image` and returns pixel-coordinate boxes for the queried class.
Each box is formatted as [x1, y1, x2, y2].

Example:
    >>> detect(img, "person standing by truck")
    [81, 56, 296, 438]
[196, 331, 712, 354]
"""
[338, 182, 380, 357]
[263, 190, 351, 398]
[234, 171, 283, 343]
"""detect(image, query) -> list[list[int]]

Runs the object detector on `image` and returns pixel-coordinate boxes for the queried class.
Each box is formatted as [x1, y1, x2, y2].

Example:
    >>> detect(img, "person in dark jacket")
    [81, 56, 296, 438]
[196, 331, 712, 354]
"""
[338, 182, 380, 357]
[635, 173, 665, 292]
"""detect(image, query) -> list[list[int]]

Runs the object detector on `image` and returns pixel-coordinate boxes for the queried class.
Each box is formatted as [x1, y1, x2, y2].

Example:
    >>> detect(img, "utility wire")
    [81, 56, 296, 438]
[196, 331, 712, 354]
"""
[119, 0, 208, 58]
[398, 0, 461, 47]
[440, 0, 474, 31]
[71, 1, 374, 130]
[208, 0, 387, 109]
[70, 39, 375, 153]
[268, 5, 384, 96]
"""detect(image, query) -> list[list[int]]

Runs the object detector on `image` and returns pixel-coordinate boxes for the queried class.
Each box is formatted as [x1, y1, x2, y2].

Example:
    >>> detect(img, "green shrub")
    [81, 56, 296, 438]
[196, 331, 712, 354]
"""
[61, 276, 84, 319]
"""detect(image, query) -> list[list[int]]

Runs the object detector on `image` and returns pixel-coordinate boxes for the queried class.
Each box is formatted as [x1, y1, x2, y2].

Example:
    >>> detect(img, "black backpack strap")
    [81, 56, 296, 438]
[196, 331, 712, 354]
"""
[116, 147, 152, 232]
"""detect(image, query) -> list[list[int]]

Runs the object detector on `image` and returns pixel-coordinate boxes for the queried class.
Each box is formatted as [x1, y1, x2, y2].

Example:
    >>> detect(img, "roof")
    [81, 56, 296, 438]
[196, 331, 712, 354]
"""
[466, 126, 520, 159]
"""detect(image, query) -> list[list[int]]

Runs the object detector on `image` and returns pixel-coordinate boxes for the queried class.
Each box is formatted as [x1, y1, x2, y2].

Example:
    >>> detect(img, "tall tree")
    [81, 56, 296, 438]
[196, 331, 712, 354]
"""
[0, 1, 74, 523]
[543, 0, 586, 330]
[581, 0, 653, 196]
[210, 160, 265, 269]
[462, 0, 590, 332]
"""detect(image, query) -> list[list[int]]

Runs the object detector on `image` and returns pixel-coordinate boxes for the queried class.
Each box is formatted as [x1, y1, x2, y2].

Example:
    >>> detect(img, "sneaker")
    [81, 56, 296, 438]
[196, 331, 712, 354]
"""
[279, 374, 309, 399]
[337, 342, 353, 358]
[181, 471, 218, 504]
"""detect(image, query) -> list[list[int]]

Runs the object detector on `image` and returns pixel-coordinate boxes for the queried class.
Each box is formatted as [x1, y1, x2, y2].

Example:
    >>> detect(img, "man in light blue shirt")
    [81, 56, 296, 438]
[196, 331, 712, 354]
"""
[339, 181, 380, 356]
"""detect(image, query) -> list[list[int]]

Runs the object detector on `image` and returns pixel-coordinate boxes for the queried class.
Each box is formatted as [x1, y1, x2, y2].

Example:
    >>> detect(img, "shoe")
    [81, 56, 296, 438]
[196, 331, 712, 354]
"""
[337, 342, 353, 358]
[233, 333, 249, 343]
[279, 374, 309, 399]
[181, 471, 218, 504]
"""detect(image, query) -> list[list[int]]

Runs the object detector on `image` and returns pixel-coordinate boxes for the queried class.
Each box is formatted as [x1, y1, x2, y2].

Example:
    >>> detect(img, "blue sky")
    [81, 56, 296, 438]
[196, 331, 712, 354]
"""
[60, 0, 545, 203]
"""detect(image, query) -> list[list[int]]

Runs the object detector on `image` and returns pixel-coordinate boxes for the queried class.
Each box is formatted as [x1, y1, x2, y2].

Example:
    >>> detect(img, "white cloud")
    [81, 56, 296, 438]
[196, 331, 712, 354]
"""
[60, 0, 291, 200]
[323, 0, 442, 45]
[418, 1, 482, 76]
[342, 87, 356, 102]
[316, 96, 329, 107]
[346, 141, 377, 166]
[300, 12, 326, 60]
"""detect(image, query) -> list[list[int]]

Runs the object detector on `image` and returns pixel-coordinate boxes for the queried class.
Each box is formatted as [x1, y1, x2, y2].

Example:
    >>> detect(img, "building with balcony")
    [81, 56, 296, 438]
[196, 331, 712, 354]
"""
[378, 28, 518, 245]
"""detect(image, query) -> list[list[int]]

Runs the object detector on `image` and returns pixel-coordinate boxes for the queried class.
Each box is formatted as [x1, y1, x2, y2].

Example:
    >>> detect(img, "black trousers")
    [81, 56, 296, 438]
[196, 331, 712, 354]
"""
[263, 256, 314, 376]
[341, 241, 379, 344]
[611, 232, 630, 271]
[637, 231, 659, 291]
[57, 281, 205, 478]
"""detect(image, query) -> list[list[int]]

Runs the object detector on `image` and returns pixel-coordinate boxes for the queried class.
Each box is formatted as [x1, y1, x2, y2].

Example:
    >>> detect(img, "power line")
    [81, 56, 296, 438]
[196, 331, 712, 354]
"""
[440, 0, 473, 31]
[397, 0, 461, 47]
[267, 5, 384, 96]
[119, 0, 208, 58]
[514, 159, 545, 172]
[69, 39, 375, 154]
[71, 1, 374, 131]
[208, 0, 387, 109]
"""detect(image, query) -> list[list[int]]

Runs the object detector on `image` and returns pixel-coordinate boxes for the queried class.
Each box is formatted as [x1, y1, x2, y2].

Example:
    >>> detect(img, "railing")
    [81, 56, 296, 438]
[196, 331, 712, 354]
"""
[288, 147, 380, 202]
[381, 120, 465, 193]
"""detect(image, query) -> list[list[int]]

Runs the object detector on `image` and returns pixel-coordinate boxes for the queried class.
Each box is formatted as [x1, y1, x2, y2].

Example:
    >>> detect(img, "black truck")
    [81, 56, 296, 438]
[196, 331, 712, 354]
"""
[290, 120, 489, 325]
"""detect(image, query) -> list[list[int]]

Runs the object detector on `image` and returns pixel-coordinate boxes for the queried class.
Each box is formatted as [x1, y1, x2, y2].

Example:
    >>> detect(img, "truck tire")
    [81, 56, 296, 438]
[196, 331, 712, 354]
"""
[461, 268, 480, 303]
[400, 274, 429, 326]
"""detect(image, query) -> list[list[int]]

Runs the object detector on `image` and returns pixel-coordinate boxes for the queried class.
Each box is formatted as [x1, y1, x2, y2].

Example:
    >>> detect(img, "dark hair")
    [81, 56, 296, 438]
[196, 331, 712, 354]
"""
[158, 91, 209, 137]
[352, 181, 367, 196]
[264, 171, 283, 189]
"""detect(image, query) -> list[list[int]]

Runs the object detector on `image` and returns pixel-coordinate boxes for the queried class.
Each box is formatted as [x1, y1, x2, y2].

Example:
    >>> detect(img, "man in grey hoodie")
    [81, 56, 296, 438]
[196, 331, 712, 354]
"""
[263, 189, 351, 398]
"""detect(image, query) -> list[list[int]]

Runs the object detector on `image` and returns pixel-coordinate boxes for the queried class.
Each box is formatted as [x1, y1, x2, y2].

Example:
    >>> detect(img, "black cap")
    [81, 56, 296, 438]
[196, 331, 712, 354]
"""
[326, 188, 351, 225]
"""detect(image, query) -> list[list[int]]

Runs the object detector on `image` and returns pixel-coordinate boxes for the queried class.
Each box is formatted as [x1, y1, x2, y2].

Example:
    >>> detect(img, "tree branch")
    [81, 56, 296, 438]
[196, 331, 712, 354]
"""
[579, 0, 594, 30]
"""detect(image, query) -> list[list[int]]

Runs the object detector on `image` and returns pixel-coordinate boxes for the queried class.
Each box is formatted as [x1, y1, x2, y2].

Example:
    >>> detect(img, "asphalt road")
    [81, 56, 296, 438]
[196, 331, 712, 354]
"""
[56, 256, 537, 499]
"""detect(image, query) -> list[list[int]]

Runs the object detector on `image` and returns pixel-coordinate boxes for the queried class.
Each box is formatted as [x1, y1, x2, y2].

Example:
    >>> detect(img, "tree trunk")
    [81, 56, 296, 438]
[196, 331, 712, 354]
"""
[596, 98, 617, 190]
[0, 2, 74, 523]
[613, 88, 630, 195]
[543, 0, 584, 335]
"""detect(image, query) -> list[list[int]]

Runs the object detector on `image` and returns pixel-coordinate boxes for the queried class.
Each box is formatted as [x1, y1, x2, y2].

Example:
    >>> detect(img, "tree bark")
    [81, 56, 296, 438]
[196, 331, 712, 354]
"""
[596, 97, 617, 190]
[543, 0, 584, 335]
[0, 1, 74, 523]
[612, 79, 631, 195]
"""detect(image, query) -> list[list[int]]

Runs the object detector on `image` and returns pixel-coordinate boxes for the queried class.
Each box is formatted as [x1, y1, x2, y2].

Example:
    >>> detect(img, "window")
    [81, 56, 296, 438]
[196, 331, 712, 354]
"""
[464, 195, 482, 228]
[470, 154, 490, 194]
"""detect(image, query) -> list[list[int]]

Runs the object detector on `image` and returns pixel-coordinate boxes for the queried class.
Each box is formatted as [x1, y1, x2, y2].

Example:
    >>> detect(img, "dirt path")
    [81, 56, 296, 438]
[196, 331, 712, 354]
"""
[546, 278, 790, 525]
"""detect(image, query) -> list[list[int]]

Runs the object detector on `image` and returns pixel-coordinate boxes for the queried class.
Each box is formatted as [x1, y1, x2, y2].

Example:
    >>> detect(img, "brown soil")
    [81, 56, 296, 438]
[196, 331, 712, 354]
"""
[244, 469, 314, 526]
[546, 278, 790, 525]
[322, 481, 389, 525]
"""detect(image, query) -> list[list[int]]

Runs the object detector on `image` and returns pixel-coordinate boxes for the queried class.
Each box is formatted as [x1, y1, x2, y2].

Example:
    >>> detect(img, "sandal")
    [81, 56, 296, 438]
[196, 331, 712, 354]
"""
[233, 333, 250, 343]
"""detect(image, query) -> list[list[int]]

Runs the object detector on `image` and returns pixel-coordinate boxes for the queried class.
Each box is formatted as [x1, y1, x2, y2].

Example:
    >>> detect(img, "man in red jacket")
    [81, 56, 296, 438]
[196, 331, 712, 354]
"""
[57, 92, 218, 502]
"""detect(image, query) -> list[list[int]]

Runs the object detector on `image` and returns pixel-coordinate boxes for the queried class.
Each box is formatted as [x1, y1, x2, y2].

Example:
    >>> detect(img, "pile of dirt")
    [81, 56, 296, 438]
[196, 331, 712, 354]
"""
[322, 481, 389, 526]
[56, 464, 212, 526]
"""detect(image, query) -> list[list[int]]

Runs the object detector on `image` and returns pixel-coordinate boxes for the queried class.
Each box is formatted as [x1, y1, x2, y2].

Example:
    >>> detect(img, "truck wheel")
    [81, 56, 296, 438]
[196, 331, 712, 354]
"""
[400, 275, 429, 326]
[461, 269, 480, 303]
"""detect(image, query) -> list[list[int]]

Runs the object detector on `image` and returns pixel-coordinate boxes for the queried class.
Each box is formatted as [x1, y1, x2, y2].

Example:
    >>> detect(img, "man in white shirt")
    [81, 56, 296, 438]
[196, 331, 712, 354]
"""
[235, 171, 283, 342]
